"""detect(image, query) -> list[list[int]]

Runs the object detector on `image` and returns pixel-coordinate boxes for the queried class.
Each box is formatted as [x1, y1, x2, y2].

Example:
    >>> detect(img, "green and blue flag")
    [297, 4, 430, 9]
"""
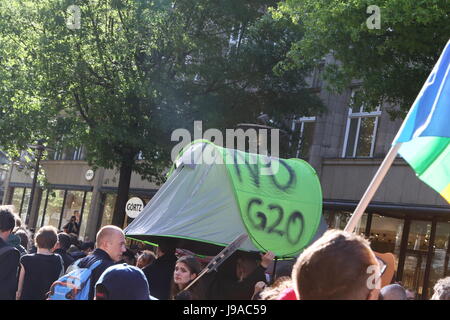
[394, 40, 450, 203]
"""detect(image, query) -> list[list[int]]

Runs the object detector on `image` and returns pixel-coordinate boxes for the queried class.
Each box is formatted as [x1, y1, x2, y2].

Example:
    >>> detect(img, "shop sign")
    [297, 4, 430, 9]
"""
[85, 169, 95, 181]
[126, 197, 144, 219]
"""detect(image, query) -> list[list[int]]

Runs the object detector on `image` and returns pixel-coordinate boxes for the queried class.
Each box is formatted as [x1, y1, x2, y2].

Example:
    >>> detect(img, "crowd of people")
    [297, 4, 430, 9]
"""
[1, 206, 449, 300]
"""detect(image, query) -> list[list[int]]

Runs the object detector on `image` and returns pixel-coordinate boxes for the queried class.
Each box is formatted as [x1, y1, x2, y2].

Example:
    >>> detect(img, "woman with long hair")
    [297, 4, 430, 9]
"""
[171, 255, 205, 300]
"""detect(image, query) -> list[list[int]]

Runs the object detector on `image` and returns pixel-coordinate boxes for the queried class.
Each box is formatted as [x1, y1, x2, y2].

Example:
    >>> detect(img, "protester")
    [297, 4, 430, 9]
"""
[28, 229, 37, 254]
[143, 240, 178, 300]
[0, 207, 20, 300]
[53, 233, 75, 272]
[8, 232, 27, 256]
[95, 263, 157, 300]
[204, 251, 274, 300]
[430, 277, 450, 300]
[292, 229, 381, 300]
[137, 250, 156, 269]
[7, 215, 27, 256]
[16, 226, 64, 300]
[14, 229, 30, 252]
[379, 283, 407, 300]
[122, 248, 137, 265]
[253, 260, 296, 300]
[82, 241, 95, 253]
[70, 241, 95, 261]
[76, 225, 126, 299]
[63, 215, 80, 235]
[171, 255, 205, 300]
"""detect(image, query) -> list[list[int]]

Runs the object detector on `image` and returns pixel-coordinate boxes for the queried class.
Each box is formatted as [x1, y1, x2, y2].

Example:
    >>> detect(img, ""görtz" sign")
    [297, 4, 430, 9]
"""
[126, 197, 144, 219]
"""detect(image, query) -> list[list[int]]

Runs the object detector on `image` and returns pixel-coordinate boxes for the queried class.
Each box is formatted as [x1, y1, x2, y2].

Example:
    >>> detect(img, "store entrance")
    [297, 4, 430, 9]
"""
[365, 214, 450, 299]
[323, 209, 450, 299]
[401, 220, 432, 299]
[397, 219, 450, 299]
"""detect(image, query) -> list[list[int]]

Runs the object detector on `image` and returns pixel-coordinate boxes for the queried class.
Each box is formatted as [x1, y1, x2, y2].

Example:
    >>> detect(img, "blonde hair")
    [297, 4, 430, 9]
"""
[259, 277, 293, 300]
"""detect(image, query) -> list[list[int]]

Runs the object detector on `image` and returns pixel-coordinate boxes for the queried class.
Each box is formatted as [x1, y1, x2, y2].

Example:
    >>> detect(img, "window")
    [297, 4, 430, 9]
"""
[43, 190, 66, 229]
[100, 193, 116, 228]
[50, 145, 86, 161]
[305, 63, 324, 89]
[369, 214, 404, 270]
[21, 189, 32, 223]
[12, 188, 31, 223]
[322, 210, 368, 236]
[342, 91, 381, 158]
[228, 23, 244, 50]
[38, 189, 92, 239]
[79, 192, 92, 241]
[36, 189, 48, 228]
[291, 117, 316, 159]
[60, 190, 85, 230]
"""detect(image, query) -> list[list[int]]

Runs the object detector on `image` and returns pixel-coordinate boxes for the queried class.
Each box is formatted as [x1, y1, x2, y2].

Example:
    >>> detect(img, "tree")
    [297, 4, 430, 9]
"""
[0, 0, 323, 227]
[275, 0, 450, 117]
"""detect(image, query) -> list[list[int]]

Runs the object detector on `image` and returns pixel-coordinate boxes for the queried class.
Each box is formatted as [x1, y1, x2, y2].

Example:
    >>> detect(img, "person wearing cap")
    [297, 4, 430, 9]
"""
[95, 263, 157, 300]
[76, 225, 126, 300]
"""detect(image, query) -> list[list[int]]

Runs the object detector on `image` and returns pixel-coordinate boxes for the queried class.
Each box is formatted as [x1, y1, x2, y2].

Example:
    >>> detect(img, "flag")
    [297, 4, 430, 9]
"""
[394, 40, 450, 203]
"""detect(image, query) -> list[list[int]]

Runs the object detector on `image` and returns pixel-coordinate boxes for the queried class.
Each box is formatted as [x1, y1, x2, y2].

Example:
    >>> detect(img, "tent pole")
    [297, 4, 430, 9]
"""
[272, 257, 278, 285]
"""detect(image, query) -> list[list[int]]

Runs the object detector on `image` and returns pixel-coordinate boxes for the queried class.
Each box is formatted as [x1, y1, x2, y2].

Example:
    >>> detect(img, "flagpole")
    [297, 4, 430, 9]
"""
[344, 143, 402, 233]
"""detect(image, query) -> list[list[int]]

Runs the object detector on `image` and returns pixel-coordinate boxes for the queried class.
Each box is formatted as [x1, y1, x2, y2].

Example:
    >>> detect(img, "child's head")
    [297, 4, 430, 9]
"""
[35, 226, 58, 250]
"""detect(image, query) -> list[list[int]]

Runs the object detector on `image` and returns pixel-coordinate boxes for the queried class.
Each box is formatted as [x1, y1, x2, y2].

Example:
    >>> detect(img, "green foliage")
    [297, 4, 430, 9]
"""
[0, 0, 324, 184]
[276, 0, 450, 118]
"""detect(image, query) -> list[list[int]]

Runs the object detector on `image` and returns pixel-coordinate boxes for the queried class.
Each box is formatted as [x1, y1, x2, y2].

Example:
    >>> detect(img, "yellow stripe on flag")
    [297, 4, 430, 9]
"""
[441, 183, 450, 203]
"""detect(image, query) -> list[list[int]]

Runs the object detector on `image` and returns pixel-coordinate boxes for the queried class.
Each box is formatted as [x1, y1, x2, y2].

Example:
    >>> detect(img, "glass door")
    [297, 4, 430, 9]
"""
[402, 220, 432, 299]
[368, 214, 404, 270]
[426, 221, 450, 298]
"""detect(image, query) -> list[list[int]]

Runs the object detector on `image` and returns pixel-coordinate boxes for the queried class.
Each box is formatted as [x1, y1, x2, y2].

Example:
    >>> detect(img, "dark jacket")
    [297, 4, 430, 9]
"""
[54, 248, 75, 272]
[69, 251, 87, 261]
[63, 221, 80, 235]
[76, 248, 116, 300]
[204, 261, 267, 300]
[143, 253, 177, 300]
[0, 237, 20, 300]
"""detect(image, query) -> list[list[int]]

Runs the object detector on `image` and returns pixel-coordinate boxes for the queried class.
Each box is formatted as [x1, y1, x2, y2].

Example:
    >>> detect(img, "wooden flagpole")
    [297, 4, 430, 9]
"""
[344, 143, 402, 233]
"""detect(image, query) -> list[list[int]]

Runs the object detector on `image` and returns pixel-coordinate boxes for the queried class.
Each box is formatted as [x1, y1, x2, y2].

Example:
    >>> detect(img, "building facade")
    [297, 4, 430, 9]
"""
[301, 84, 450, 300]
[3, 82, 449, 299]
[3, 151, 159, 243]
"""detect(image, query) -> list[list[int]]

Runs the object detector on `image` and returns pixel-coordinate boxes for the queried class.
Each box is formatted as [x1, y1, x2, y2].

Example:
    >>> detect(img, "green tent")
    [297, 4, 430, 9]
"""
[125, 141, 323, 258]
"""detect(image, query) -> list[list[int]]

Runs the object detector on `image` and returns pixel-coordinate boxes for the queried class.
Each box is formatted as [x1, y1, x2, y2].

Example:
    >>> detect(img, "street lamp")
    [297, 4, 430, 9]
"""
[25, 139, 54, 227]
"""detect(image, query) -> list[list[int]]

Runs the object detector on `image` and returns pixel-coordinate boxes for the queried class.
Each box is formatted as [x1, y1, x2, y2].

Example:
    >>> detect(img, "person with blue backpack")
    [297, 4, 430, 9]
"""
[48, 225, 126, 300]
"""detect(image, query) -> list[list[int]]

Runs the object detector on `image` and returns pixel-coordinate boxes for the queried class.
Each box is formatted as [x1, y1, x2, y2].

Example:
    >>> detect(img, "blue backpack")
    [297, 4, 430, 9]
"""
[47, 260, 102, 300]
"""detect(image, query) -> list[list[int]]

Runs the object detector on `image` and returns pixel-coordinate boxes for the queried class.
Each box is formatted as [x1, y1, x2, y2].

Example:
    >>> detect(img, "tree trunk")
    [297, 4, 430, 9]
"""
[111, 157, 133, 228]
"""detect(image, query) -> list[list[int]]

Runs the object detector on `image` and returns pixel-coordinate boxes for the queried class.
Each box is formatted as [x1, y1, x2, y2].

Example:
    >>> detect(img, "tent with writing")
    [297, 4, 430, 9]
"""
[124, 141, 324, 258]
